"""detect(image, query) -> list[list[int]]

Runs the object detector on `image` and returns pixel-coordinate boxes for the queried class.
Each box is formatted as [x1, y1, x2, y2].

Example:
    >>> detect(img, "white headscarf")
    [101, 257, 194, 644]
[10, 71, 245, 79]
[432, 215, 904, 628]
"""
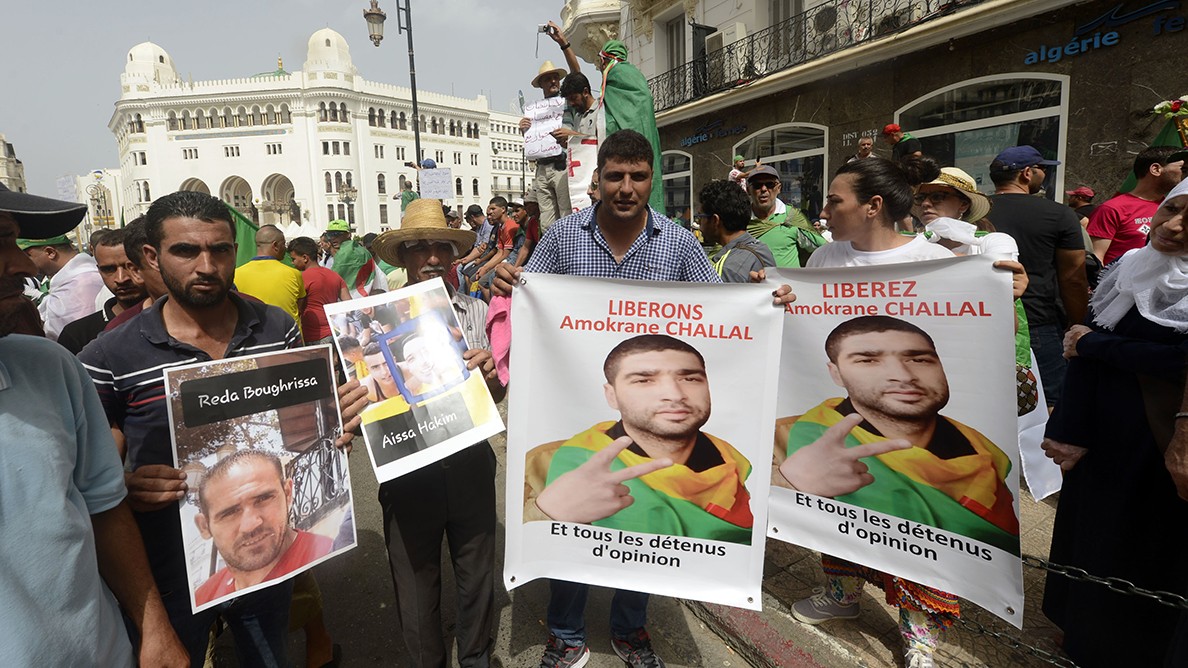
[1091, 179, 1188, 332]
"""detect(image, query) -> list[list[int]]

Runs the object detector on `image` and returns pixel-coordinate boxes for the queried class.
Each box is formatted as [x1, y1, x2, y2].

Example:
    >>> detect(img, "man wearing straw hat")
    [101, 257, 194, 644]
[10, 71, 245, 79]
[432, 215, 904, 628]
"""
[370, 198, 505, 668]
[522, 20, 583, 231]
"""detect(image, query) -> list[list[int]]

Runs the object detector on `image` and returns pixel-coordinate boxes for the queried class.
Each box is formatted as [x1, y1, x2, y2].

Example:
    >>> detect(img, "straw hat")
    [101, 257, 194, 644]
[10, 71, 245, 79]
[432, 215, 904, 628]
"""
[921, 167, 992, 223]
[372, 199, 476, 267]
[531, 60, 567, 88]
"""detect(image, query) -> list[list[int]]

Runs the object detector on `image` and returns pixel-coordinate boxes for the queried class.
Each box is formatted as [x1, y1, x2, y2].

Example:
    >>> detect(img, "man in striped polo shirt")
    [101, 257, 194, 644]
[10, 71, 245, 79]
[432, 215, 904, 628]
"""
[79, 191, 368, 668]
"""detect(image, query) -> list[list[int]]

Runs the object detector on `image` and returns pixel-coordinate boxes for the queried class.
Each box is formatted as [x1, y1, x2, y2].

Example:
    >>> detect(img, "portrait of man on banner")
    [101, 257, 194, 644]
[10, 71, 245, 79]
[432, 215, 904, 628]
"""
[166, 347, 355, 612]
[524, 334, 754, 545]
[774, 315, 1019, 554]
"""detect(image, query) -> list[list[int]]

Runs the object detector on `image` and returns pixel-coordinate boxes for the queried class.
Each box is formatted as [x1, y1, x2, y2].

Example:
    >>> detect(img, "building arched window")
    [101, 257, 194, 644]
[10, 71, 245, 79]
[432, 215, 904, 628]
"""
[325, 173, 333, 193]
[280, 104, 291, 124]
[181, 110, 192, 130]
[208, 108, 219, 127]
[329, 102, 339, 122]
[143, 181, 151, 200]
[345, 172, 353, 188]
[419, 115, 426, 132]
[733, 123, 828, 219]
[223, 107, 233, 128]
[250, 106, 262, 126]
[368, 107, 376, 126]
[167, 111, 178, 131]
[134, 113, 144, 133]
[455, 177, 463, 196]
[660, 151, 693, 222]
[335, 172, 343, 191]
[396, 112, 404, 129]
[319, 102, 328, 122]
[472, 178, 479, 196]
[339, 103, 349, 122]
[265, 104, 277, 125]
[377, 174, 386, 194]
[398, 175, 407, 191]
[325, 38, 331, 47]
[237, 106, 248, 127]
[895, 73, 1069, 197]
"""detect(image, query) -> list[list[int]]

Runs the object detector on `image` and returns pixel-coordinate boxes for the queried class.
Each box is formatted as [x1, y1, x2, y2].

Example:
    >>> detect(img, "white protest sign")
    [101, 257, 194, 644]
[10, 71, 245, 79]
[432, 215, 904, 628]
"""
[504, 274, 784, 610]
[567, 137, 598, 213]
[164, 346, 356, 613]
[323, 278, 504, 483]
[418, 168, 454, 201]
[523, 97, 566, 160]
[767, 256, 1024, 627]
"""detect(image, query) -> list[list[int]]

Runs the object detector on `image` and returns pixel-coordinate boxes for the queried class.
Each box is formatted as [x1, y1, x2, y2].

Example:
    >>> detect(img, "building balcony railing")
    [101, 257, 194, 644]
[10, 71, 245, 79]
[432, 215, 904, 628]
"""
[648, 0, 987, 113]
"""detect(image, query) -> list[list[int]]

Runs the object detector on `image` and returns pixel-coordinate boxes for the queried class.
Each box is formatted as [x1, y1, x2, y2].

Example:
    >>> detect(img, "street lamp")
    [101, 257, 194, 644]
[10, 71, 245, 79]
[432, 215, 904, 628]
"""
[338, 184, 359, 230]
[364, 0, 423, 166]
[85, 179, 108, 250]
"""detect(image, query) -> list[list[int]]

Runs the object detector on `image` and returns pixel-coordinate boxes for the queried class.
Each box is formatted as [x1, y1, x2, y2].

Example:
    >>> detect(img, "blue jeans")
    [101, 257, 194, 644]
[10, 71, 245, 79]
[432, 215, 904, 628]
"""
[1030, 323, 1066, 407]
[547, 579, 649, 645]
[160, 575, 293, 668]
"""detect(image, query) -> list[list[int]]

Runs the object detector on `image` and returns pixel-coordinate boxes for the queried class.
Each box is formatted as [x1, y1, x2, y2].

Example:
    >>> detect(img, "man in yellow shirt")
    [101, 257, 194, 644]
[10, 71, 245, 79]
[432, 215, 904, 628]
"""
[235, 225, 306, 335]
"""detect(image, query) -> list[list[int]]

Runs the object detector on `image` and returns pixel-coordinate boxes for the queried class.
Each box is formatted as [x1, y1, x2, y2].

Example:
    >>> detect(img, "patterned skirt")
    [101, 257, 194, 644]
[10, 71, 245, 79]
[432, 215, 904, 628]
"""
[821, 554, 960, 627]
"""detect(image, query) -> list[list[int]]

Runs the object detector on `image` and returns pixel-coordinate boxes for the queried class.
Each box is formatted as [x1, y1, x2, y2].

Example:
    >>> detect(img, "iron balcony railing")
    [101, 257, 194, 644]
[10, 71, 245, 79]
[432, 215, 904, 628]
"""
[649, 0, 986, 112]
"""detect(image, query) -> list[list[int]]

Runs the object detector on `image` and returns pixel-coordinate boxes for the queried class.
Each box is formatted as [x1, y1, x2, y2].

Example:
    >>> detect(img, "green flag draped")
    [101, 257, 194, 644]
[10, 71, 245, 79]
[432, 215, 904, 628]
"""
[227, 205, 260, 267]
[600, 40, 665, 213]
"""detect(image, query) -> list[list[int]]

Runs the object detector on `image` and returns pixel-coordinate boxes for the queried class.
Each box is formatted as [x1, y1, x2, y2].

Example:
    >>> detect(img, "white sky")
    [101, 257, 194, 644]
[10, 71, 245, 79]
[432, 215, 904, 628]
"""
[3, 0, 569, 194]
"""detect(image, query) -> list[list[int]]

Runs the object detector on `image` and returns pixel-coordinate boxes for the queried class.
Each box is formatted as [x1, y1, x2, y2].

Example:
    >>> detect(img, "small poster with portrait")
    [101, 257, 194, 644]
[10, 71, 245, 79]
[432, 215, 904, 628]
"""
[163, 346, 355, 614]
[767, 256, 1024, 627]
[323, 277, 504, 482]
[503, 273, 785, 610]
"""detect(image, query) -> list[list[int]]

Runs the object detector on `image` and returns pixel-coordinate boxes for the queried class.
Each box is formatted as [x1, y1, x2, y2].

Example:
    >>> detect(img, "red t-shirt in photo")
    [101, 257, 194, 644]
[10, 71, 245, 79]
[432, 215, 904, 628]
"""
[1085, 193, 1159, 264]
[194, 530, 333, 606]
[496, 215, 520, 251]
[301, 266, 348, 342]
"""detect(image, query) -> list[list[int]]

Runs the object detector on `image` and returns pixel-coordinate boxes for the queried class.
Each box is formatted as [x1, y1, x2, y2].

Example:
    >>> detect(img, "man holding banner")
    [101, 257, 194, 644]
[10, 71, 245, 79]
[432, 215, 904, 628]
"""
[524, 334, 753, 545]
[776, 315, 1019, 554]
[79, 191, 369, 667]
[494, 130, 794, 668]
[369, 199, 504, 668]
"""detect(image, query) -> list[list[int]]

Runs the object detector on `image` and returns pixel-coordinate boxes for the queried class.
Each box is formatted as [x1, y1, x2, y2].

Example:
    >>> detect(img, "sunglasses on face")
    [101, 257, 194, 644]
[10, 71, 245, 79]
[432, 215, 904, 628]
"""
[913, 191, 956, 205]
[751, 181, 780, 191]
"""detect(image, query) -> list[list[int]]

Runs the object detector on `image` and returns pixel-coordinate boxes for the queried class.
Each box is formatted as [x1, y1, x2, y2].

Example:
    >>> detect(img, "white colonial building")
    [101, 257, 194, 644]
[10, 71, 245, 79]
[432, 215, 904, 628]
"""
[110, 28, 516, 235]
[0, 133, 26, 193]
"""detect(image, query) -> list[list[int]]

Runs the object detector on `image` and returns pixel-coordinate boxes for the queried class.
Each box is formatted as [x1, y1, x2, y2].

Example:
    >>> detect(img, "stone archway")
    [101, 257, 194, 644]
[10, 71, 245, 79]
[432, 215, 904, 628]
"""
[261, 173, 297, 227]
[179, 177, 211, 195]
[219, 175, 253, 217]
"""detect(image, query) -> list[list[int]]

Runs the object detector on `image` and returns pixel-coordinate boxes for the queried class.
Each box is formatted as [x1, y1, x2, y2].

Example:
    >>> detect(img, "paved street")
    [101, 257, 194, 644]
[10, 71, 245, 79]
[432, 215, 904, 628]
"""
[213, 402, 749, 667]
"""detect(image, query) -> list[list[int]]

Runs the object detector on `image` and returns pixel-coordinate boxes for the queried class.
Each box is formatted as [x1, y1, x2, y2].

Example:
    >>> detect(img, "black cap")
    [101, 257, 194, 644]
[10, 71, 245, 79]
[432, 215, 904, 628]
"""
[0, 182, 88, 239]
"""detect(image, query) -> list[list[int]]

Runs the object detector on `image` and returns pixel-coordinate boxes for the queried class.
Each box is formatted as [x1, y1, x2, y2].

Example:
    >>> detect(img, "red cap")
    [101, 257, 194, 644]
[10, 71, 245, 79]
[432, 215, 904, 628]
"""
[882, 123, 901, 135]
[1065, 186, 1095, 199]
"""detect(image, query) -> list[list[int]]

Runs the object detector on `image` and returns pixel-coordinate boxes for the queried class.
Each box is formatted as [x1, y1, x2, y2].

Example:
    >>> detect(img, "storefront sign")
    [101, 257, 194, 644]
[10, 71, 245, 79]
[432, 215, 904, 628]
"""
[1024, 0, 1181, 64]
[680, 119, 748, 147]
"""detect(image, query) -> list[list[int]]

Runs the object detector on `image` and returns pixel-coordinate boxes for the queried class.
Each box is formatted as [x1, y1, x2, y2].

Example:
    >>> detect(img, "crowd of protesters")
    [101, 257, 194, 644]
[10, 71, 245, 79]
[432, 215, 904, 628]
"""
[3, 16, 1188, 668]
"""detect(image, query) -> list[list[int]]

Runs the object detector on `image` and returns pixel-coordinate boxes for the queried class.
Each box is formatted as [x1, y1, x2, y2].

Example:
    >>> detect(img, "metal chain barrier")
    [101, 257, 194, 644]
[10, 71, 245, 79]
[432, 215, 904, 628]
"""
[1022, 554, 1188, 611]
[951, 614, 1079, 668]
[940, 553, 1188, 667]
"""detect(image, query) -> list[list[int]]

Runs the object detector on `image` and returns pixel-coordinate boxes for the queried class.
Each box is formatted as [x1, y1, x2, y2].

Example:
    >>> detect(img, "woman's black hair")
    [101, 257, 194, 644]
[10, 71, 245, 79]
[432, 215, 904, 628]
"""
[834, 157, 922, 224]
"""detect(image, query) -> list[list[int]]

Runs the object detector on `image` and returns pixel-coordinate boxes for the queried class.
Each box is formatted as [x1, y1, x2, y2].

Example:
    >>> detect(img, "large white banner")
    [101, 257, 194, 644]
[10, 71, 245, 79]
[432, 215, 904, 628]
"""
[767, 256, 1024, 627]
[523, 97, 566, 160]
[504, 274, 783, 609]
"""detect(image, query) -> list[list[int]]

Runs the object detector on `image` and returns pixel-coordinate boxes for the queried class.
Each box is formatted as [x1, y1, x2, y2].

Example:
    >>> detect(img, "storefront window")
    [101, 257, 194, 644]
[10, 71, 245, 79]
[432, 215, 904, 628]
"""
[897, 74, 1068, 197]
[662, 151, 692, 224]
[734, 123, 826, 219]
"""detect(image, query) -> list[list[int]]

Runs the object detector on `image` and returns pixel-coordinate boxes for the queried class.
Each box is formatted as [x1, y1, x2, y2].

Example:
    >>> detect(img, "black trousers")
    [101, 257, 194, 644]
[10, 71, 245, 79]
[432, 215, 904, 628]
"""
[379, 442, 497, 668]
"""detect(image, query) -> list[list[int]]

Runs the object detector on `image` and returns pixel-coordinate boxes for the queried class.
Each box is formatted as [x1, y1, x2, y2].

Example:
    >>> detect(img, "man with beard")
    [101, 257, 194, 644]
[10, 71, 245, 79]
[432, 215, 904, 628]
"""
[524, 334, 753, 545]
[79, 190, 368, 668]
[193, 451, 332, 606]
[0, 184, 187, 666]
[368, 200, 504, 668]
[57, 227, 147, 354]
[775, 315, 1019, 554]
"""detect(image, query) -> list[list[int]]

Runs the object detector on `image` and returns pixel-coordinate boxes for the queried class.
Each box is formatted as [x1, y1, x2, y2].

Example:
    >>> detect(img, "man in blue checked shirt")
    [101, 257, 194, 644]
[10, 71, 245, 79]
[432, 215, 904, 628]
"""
[493, 129, 794, 668]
